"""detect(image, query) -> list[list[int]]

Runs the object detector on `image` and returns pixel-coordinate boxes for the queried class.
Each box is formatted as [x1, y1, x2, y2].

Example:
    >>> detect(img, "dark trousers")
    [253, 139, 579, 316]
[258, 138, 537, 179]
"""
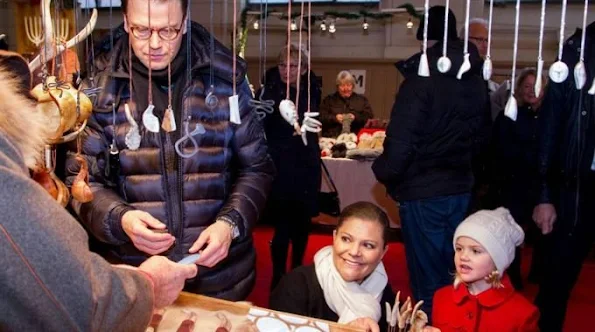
[267, 199, 311, 291]
[535, 185, 595, 332]
[399, 193, 471, 322]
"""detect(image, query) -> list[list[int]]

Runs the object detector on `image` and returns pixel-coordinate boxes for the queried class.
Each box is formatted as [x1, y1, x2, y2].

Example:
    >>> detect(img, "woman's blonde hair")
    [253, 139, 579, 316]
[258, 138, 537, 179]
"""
[514, 67, 548, 106]
[336, 70, 355, 87]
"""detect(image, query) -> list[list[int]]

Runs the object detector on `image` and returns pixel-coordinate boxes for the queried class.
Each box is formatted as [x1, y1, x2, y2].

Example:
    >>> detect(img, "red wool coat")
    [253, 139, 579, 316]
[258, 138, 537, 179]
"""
[432, 276, 539, 332]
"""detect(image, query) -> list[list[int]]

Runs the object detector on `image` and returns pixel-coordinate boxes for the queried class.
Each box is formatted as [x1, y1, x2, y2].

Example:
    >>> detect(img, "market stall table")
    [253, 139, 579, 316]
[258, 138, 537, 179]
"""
[318, 157, 400, 228]
[147, 292, 365, 331]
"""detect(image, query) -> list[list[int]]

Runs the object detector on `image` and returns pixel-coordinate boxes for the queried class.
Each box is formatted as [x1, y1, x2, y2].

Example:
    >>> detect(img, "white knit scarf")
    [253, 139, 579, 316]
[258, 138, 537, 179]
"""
[313, 245, 388, 324]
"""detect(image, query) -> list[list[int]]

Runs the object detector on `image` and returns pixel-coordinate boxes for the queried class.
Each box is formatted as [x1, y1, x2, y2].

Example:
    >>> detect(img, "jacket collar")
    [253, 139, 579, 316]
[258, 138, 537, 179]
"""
[452, 275, 515, 308]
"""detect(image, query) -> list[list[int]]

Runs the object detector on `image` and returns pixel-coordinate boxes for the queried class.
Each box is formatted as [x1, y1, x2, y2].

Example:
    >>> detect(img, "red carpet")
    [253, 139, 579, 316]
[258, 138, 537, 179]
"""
[247, 226, 595, 332]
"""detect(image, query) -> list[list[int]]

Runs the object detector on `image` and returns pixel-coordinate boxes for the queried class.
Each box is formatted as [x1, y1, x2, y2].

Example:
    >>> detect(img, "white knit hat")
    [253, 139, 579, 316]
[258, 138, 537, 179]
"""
[453, 207, 525, 276]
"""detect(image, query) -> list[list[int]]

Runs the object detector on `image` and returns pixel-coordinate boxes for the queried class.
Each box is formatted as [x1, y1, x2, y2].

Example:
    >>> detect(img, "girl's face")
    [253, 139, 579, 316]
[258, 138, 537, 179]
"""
[454, 236, 496, 284]
[332, 217, 387, 283]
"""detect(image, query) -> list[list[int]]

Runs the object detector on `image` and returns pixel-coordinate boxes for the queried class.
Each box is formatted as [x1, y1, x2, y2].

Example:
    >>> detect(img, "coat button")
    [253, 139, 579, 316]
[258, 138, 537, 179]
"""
[582, 111, 587, 116]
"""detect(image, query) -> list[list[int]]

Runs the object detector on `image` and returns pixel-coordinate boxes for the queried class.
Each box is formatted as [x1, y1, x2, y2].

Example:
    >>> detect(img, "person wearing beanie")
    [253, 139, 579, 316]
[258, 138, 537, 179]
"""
[430, 208, 539, 332]
[373, 5, 490, 320]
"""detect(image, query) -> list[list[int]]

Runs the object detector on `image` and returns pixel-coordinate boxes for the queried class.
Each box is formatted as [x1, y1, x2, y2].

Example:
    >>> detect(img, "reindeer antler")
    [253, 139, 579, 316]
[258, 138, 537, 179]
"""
[28, 0, 98, 72]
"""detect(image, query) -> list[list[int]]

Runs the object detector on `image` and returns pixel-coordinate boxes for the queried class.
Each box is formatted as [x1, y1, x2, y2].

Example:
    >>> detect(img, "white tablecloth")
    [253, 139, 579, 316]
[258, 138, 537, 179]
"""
[319, 157, 400, 228]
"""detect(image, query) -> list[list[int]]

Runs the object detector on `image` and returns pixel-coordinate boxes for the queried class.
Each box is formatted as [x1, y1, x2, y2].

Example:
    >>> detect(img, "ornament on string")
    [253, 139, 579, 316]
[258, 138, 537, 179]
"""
[535, 0, 546, 96]
[549, 0, 569, 84]
[124, 103, 141, 150]
[574, 0, 588, 90]
[483, 0, 494, 81]
[418, 0, 430, 77]
[457, 0, 471, 79]
[437, 0, 452, 74]
[504, 0, 521, 122]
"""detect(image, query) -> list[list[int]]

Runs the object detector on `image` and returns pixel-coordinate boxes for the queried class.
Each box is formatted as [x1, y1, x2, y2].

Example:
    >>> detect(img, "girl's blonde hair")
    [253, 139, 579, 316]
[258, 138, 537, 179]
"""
[453, 270, 504, 289]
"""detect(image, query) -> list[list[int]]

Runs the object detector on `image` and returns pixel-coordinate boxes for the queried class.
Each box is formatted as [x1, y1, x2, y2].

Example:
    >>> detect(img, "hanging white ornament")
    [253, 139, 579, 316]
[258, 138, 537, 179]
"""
[124, 103, 141, 150]
[437, 0, 451, 74]
[457, 0, 471, 79]
[142, 104, 160, 133]
[300, 111, 322, 146]
[549, 0, 569, 83]
[162, 106, 177, 132]
[535, 0, 546, 96]
[418, 0, 430, 77]
[505, 0, 521, 122]
[588, 79, 595, 95]
[483, 0, 494, 81]
[574, 0, 589, 90]
[279, 99, 298, 127]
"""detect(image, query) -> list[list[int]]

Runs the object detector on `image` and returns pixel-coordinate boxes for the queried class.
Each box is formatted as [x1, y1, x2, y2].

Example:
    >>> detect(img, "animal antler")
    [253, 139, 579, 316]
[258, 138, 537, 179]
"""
[28, 0, 98, 72]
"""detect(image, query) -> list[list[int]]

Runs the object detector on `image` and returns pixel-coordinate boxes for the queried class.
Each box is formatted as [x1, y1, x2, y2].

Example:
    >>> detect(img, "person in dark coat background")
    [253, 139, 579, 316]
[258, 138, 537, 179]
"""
[319, 70, 374, 138]
[488, 68, 546, 291]
[372, 6, 489, 320]
[532, 21, 595, 332]
[257, 43, 322, 291]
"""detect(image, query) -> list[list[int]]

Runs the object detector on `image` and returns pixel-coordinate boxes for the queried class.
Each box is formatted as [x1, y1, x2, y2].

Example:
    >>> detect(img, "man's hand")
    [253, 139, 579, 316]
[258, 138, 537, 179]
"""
[336, 114, 344, 123]
[122, 210, 175, 255]
[533, 203, 557, 234]
[189, 221, 233, 268]
[347, 317, 379, 332]
[423, 326, 441, 332]
[138, 256, 198, 308]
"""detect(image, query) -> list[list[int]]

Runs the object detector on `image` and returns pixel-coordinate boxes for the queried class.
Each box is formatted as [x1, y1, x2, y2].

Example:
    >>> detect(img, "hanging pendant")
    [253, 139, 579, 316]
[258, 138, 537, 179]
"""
[484, 0, 494, 81]
[162, 106, 177, 132]
[438, 0, 451, 74]
[589, 79, 595, 95]
[504, 94, 518, 121]
[418, 0, 430, 77]
[205, 88, 219, 110]
[483, 57, 493, 81]
[574, 0, 589, 90]
[551, 0, 569, 84]
[535, 59, 544, 97]
[124, 103, 141, 150]
[229, 95, 241, 124]
[279, 99, 297, 126]
[535, 0, 546, 95]
[457, 0, 472, 80]
[142, 104, 160, 133]
[549, 61, 569, 83]
[574, 61, 587, 90]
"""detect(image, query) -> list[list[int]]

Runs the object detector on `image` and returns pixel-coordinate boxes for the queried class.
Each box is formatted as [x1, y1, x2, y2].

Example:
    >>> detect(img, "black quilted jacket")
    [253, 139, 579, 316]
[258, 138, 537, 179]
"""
[65, 22, 275, 300]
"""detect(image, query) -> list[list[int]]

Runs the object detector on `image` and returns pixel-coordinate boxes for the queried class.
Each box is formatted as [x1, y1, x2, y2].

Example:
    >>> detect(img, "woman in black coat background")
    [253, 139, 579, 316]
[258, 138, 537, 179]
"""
[257, 44, 322, 290]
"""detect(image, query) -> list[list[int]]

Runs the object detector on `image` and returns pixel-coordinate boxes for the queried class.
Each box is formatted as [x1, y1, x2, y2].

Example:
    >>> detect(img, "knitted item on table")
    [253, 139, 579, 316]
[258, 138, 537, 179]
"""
[341, 114, 353, 134]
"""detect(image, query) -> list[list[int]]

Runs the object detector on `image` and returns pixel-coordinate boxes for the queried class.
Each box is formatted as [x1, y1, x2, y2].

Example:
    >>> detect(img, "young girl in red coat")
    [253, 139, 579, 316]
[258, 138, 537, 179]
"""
[431, 207, 539, 332]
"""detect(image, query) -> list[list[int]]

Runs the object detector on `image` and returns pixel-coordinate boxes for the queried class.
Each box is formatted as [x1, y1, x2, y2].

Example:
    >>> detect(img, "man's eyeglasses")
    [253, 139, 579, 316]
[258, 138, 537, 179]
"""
[128, 22, 184, 41]
[469, 36, 489, 44]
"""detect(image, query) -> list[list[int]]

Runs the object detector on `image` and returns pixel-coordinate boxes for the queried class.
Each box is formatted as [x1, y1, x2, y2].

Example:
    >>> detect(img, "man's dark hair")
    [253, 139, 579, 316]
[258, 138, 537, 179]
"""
[336, 201, 390, 246]
[122, 0, 189, 14]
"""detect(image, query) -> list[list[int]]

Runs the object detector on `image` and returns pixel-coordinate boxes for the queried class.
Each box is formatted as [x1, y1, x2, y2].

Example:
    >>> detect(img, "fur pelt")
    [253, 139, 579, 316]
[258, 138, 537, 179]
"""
[0, 56, 50, 170]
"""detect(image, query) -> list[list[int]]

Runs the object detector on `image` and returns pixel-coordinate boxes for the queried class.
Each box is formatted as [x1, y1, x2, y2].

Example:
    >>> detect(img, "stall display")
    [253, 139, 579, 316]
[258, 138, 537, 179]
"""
[148, 293, 364, 332]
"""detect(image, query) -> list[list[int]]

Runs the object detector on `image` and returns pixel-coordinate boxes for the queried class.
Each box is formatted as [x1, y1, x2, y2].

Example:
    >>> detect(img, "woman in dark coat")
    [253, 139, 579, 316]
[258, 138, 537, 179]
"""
[257, 44, 322, 290]
[488, 68, 545, 290]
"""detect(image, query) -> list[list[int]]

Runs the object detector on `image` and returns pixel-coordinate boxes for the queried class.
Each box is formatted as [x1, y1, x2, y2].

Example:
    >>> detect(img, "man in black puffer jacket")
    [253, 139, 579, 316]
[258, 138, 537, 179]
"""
[65, 0, 274, 301]
[532, 21, 595, 332]
[372, 6, 489, 320]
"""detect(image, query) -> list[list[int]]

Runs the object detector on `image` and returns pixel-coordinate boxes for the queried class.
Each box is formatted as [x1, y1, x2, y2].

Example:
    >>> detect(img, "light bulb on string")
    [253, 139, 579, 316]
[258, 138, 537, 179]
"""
[253, 19, 259, 30]
[329, 20, 336, 34]
[320, 20, 327, 31]
[407, 18, 414, 29]
[362, 18, 369, 30]
[291, 19, 297, 31]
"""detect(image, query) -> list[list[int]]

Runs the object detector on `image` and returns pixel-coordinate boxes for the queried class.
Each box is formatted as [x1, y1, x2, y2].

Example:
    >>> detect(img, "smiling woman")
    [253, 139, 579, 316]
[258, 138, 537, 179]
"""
[269, 202, 395, 332]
